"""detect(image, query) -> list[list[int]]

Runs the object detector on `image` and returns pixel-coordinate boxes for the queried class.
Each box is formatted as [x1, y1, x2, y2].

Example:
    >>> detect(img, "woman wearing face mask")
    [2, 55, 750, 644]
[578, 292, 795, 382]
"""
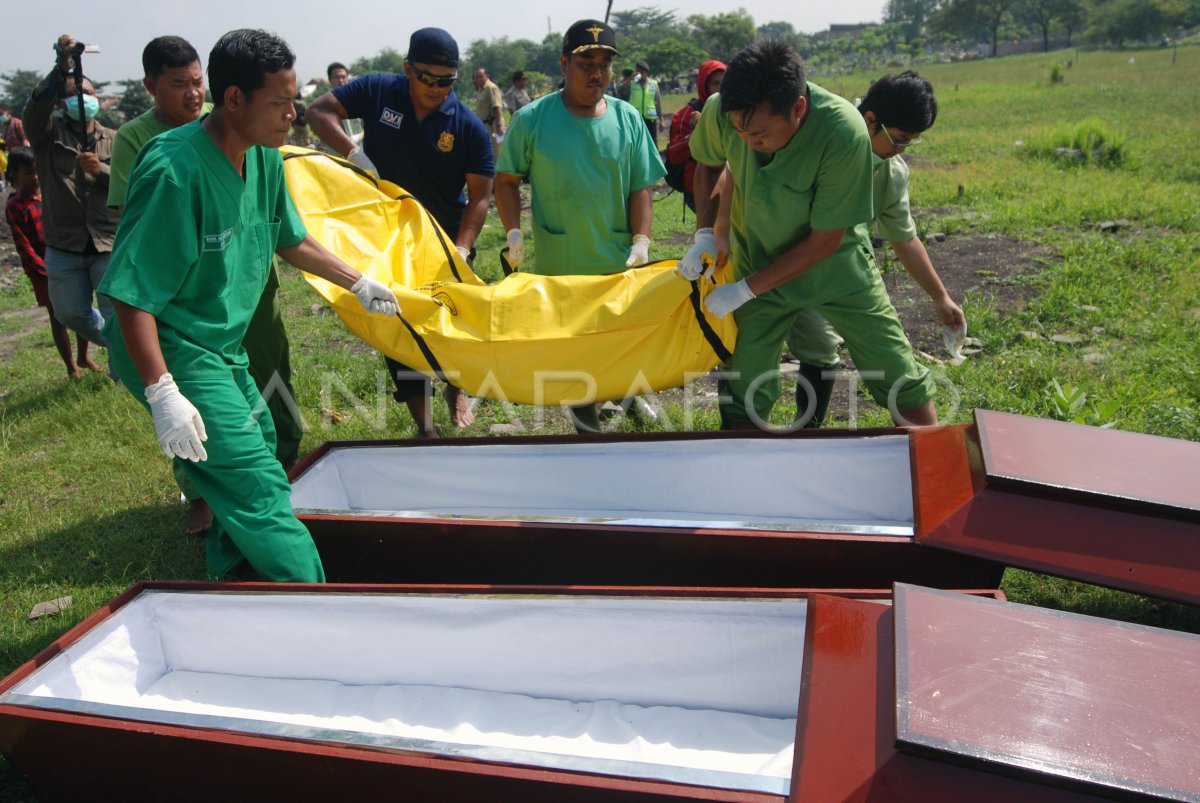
[22, 34, 122, 374]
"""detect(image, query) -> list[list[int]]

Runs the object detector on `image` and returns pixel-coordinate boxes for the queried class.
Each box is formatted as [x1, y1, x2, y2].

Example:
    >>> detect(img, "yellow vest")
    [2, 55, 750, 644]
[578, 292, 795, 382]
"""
[629, 79, 658, 120]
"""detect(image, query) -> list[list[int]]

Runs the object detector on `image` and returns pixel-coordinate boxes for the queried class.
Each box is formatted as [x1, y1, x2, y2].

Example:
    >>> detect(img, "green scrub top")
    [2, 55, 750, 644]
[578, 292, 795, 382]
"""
[689, 83, 877, 305]
[497, 91, 665, 276]
[872, 152, 918, 243]
[108, 104, 214, 207]
[99, 118, 306, 378]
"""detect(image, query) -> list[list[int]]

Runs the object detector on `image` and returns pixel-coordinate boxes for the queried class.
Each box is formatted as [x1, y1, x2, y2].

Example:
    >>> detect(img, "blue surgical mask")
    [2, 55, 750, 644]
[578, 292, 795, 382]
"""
[63, 94, 100, 122]
[0, 114, 9, 125]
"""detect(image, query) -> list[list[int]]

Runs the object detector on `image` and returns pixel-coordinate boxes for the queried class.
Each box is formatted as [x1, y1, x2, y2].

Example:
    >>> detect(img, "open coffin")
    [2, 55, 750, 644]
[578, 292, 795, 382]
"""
[0, 582, 1004, 802]
[289, 426, 1001, 588]
[794, 584, 1200, 802]
[289, 409, 1200, 601]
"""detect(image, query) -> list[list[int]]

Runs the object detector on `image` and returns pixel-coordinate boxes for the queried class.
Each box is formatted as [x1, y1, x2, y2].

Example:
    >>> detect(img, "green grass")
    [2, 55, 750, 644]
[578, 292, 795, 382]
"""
[3, 46, 1200, 800]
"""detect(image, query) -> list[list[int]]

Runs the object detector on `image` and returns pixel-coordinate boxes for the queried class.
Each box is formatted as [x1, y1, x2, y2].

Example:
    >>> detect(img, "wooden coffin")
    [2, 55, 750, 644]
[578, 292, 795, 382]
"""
[289, 409, 1200, 602]
[0, 582, 998, 802]
[794, 584, 1200, 802]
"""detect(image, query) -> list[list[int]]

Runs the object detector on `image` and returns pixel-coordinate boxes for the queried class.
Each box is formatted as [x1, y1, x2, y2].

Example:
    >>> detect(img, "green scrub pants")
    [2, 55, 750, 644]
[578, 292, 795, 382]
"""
[720, 277, 936, 427]
[115, 350, 325, 582]
[173, 262, 301, 499]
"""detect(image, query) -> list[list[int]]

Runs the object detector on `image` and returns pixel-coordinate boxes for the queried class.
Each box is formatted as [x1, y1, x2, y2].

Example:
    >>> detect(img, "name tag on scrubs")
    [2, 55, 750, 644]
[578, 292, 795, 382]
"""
[202, 228, 234, 252]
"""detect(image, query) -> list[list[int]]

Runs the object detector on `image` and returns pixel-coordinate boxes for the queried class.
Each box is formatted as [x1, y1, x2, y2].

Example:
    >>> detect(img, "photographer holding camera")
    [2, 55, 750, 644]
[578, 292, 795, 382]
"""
[23, 34, 122, 371]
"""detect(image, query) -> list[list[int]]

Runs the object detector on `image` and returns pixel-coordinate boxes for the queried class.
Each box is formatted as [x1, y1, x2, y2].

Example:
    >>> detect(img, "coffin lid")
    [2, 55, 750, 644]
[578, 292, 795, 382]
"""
[913, 409, 1200, 605]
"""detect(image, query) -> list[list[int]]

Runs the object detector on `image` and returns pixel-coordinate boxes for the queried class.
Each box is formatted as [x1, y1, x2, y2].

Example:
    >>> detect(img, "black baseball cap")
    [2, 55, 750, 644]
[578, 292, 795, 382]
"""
[562, 20, 620, 57]
[408, 28, 459, 68]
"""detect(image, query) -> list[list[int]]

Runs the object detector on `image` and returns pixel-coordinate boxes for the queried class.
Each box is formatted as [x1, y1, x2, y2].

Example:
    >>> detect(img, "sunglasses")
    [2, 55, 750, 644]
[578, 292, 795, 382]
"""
[410, 65, 457, 88]
[879, 124, 921, 150]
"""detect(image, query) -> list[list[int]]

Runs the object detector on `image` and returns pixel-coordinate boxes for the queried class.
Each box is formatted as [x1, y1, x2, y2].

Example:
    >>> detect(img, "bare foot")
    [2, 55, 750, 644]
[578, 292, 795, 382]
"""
[68, 366, 84, 379]
[79, 358, 104, 373]
[446, 386, 475, 428]
[185, 499, 213, 537]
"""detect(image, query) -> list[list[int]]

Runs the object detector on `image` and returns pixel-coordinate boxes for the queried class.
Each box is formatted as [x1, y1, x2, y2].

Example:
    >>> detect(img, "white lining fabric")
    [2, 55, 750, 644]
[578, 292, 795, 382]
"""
[290, 436, 915, 532]
[10, 591, 805, 787]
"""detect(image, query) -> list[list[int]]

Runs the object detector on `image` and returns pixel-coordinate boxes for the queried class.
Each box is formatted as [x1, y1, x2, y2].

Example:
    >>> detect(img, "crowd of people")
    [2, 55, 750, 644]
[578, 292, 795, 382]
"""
[2, 22, 965, 583]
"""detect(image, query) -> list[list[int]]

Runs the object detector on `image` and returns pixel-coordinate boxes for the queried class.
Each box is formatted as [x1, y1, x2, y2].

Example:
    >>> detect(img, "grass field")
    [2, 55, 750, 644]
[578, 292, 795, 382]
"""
[1, 45, 1198, 798]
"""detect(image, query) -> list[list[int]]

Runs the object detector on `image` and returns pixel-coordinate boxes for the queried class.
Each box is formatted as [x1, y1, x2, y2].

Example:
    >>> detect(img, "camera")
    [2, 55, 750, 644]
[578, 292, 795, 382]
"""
[53, 41, 100, 58]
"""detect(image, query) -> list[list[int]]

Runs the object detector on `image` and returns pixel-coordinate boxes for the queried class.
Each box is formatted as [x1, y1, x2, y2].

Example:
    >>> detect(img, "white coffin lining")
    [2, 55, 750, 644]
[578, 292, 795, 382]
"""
[290, 437, 915, 535]
[5, 591, 807, 794]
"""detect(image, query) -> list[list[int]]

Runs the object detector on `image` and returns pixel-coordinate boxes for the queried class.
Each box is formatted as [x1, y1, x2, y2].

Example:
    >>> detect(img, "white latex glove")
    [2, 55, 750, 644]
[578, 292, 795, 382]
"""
[943, 322, 968, 365]
[347, 145, 378, 177]
[703, 278, 756, 319]
[505, 228, 525, 269]
[144, 373, 208, 462]
[349, 275, 400, 316]
[626, 234, 651, 267]
[455, 245, 471, 261]
[678, 227, 715, 280]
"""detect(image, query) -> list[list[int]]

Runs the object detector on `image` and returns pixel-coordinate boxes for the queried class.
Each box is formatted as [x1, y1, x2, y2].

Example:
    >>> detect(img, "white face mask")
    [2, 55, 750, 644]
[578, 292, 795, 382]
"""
[62, 94, 100, 122]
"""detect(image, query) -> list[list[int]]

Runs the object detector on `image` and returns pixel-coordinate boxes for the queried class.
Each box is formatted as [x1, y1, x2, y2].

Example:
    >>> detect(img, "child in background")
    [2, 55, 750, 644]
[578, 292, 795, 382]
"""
[5, 147, 100, 378]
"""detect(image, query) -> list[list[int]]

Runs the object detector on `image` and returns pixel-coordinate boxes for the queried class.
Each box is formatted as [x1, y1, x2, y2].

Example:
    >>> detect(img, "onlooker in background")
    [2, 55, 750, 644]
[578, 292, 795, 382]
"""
[504, 70, 531, 116]
[615, 68, 633, 101]
[325, 61, 362, 144]
[664, 59, 725, 215]
[24, 34, 122, 370]
[5, 147, 97, 378]
[784, 71, 964, 427]
[1, 104, 30, 149]
[288, 93, 310, 146]
[308, 27, 493, 436]
[629, 59, 662, 145]
[495, 19, 665, 433]
[472, 66, 505, 145]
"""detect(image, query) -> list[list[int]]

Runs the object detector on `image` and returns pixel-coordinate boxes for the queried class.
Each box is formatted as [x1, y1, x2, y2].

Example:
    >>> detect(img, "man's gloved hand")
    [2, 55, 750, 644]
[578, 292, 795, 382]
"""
[347, 145, 378, 177]
[703, 278, 756, 319]
[455, 245, 471, 262]
[505, 228, 525, 269]
[626, 234, 651, 267]
[349, 275, 400, 316]
[678, 227, 715, 280]
[144, 373, 208, 462]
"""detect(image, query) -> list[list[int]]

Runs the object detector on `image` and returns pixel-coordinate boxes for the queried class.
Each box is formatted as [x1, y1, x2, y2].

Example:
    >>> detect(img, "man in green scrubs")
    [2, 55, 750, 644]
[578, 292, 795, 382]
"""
[785, 71, 965, 426]
[99, 29, 400, 582]
[682, 39, 937, 429]
[495, 19, 665, 432]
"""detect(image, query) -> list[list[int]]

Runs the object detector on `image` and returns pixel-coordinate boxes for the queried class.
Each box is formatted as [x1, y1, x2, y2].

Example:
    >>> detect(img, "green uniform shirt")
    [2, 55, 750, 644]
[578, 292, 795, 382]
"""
[872, 152, 918, 243]
[108, 104, 214, 207]
[498, 92, 665, 276]
[689, 83, 877, 305]
[99, 118, 306, 377]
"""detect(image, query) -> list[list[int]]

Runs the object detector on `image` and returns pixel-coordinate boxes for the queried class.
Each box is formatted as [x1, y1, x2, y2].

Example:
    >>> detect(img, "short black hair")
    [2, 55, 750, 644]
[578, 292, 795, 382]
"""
[511, 70, 525, 83]
[858, 71, 937, 134]
[142, 36, 200, 81]
[326, 61, 347, 79]
[719, 39, 806, 126]
[5, 146, 35, 183]
[207, 29, 295, 108]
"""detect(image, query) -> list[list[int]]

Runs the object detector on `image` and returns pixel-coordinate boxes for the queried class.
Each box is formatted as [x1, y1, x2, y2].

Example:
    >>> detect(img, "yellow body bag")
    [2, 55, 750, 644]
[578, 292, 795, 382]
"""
[281, 148, 736, 405]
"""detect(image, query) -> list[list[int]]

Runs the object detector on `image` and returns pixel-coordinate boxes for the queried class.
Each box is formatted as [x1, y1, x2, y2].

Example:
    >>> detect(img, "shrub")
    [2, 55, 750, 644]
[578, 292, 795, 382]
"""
[1022, 119, 1127, 167]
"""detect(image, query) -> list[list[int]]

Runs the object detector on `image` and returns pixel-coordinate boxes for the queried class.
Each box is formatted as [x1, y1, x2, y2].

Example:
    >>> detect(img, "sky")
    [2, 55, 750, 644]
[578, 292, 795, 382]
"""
[4, 0, 887, 87]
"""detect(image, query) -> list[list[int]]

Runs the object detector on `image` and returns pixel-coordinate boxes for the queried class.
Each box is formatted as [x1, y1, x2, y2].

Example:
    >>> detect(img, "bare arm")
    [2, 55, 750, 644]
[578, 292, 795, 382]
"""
[628, 185, 653, 238]
[114, 301, 169, 386]
[494, 172, 523, 232]
[745, 228, 846, 297]
[891, 236, 965, 326]
[276, 234, 362, 288]
[307, 92, 355, 157]
[457, 173, 494, 251]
